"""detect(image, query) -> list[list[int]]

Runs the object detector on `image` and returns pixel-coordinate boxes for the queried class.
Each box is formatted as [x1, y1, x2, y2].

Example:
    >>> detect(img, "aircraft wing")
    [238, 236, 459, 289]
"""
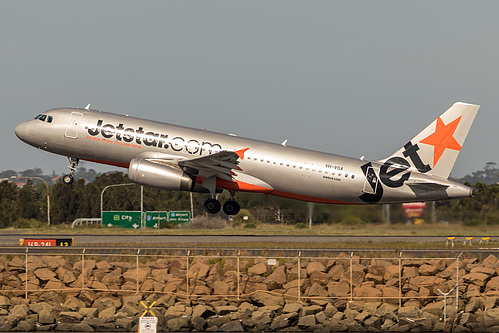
[178, 148, 249, 182]
[405, 180, 449, 191]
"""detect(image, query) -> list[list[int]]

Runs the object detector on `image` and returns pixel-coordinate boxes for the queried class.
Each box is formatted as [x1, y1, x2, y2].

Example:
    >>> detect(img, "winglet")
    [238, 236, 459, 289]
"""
[235, 148, 250, 159]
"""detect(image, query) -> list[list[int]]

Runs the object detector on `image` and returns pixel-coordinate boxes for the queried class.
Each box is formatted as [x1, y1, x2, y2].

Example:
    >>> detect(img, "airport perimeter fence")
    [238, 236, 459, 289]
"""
[0, 249, 467, 315]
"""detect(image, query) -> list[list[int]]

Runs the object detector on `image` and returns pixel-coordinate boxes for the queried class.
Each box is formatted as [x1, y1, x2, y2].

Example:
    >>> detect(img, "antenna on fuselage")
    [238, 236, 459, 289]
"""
[85, 104, 91, 110]
[281, 139, 288, 147]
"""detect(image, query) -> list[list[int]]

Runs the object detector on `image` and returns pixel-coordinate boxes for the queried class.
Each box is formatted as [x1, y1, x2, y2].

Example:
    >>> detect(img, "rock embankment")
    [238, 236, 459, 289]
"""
[0, 253, 499, 331]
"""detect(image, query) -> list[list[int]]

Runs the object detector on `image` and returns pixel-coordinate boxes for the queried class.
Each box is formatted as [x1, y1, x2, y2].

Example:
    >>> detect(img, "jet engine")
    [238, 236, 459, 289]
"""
[128, 158, 196, 191]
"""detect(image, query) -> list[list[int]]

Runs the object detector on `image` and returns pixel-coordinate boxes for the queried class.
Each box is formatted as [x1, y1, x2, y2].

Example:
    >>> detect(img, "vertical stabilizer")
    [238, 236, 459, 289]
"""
[381, 102, 479, 179]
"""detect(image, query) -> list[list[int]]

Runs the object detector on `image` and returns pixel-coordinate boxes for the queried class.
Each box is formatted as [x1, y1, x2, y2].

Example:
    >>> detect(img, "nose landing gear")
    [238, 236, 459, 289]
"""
[62, 157, 79, 184]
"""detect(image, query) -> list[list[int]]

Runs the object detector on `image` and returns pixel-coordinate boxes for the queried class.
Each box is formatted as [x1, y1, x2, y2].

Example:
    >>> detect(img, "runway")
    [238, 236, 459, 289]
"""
[1, 233, 497, 247]
[0, 232, 497, 257]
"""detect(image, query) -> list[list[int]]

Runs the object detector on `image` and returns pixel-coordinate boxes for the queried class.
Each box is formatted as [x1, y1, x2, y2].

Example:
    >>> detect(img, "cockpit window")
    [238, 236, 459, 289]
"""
[34, 114, 53, 123]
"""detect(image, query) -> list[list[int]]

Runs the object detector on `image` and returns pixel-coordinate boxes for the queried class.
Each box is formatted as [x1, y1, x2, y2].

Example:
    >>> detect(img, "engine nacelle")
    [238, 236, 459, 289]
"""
[128, 158, 194, 191]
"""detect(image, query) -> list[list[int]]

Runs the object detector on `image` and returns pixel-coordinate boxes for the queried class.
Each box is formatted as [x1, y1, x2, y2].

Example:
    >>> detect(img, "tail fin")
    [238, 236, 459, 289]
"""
[381, 102, 479, 179]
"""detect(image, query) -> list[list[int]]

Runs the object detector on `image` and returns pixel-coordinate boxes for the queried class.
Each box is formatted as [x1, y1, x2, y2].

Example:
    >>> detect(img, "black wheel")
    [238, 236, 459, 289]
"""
[204, 198, 221, 214]
[223, 200, 240, 215]
[62, 174, 74, 184]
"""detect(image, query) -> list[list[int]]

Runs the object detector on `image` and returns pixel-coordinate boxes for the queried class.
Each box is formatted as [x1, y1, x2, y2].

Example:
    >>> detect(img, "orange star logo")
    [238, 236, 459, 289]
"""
[420, 116, 462, 167]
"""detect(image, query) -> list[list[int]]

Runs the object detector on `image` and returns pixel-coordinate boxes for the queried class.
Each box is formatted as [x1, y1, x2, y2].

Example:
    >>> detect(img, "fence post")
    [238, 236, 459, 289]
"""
[456, 252, 462, 311]
[399, 252, 402, 308]
[186, 250, 190, 300]
[297, 252, 301, 301]
[350, 252, 353, 301]
[82, 249, 85, 292]
[237, 251, 240, 300]
[136, 249, 140, 294]
[25, 248, 28, 299]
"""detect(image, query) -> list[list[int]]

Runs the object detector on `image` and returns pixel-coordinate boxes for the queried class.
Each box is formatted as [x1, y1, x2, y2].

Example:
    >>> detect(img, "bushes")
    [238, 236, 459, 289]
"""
[180, 216, 228, 229]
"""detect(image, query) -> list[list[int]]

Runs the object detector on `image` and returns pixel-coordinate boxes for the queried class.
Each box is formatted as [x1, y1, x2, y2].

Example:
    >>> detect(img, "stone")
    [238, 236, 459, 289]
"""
[306, 261, 326, 275]
[271, 314, 292, 330]
[402, 266, 419, 278]
[192, 304, 215, 318]
[28, 301, 52, 314]
[56, 267, 76, 284]
[266, 265, 287, 285]
[307, 283, 327, 297]
[463, 272, 489, 287]
[384, 265, 400, 280]
[422, 300, 444, 318]
[98, 306, 116, 319]
[328, 265, 344, 281]
[250, 291, 285, 307]
[13, 319, 36, 332]
[419, 264, 438, 276]
[167, 317, 190, 331]
[477, 307, 499, 329]
[59, 311, 83, 323]
[123, 266, 150, 283]
[7, 304, 29, 323]
[398, 306, 421, 319]
[328, 281, 350, 297]
[70, 322, 95, 331]
[373, 303, 397, 322]
[34, 268, 56, 281]
[354, 283, 382, 302]
[192, 316, 206, 331]
[248, 262, 269, 275]
[283, 302, 303, 313]
[207, 315, 231, 328]
[220, 320, 244, 332]
[0, 295, 11, 309]
[64, 296, 86, 310]
[214, 305, 238, 315]
[485, 276, 499, 292]
[38, 309, 55, 324]
[297, 314, 316, 328]
[309, 271, 329, 285]
[300, 305, 323, 316]
[79, 307, 98, 318]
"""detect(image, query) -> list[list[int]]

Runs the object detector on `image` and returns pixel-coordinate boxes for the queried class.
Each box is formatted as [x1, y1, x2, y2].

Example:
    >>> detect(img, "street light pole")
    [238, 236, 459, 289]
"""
[23, 177, 50, 226]
[100, 183, 136, 218]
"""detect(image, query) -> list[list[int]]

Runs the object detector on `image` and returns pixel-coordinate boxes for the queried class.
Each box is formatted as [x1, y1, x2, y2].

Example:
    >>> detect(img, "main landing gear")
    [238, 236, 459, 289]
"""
[62, 157, 79, 184]
[204, 192, 241, 216]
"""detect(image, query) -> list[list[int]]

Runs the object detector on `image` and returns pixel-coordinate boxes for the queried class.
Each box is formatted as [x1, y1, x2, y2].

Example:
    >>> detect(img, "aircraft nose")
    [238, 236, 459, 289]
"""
[15, 121, 26, 140]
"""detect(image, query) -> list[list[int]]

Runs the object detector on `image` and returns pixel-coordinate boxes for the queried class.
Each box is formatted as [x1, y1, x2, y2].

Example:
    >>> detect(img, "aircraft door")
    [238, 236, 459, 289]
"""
[65, 112, 83, 139]
[362, 166, 379, 194]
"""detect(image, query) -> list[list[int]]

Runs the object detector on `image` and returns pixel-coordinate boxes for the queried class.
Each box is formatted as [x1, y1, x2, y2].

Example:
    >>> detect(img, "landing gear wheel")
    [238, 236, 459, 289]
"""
[62, 174, 74, 184]
[223, 200, 240, 216]
[204, 198, 221, 214]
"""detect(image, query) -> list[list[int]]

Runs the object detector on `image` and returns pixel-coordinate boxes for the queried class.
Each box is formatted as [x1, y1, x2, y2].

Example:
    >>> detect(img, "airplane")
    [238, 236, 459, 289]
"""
[15, 102, 479, 215]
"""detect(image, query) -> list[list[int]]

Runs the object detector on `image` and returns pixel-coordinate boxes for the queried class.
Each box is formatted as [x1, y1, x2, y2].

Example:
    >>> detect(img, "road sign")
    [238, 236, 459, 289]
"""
[168, 211, 191, 223]
[20, 238, 74, 246]
[145, 211, 168, 228]
[102, 211, 142, 228]
[139, 316, 157, 333]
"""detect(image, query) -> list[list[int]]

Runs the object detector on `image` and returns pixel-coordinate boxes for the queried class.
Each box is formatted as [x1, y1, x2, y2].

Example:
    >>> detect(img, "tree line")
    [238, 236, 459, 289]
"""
[1, 164, 499, 228]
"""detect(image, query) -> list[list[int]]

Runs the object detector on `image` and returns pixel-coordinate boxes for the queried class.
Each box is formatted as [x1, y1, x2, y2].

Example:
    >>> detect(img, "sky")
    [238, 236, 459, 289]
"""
[1, 1, 498, 178]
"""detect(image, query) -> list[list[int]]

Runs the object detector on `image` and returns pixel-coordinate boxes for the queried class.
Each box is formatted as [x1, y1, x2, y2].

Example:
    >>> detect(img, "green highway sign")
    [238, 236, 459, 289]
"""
[102, 211, 142, 229]
[168, 211, 191, 223]
[145, 211, 168, 228]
